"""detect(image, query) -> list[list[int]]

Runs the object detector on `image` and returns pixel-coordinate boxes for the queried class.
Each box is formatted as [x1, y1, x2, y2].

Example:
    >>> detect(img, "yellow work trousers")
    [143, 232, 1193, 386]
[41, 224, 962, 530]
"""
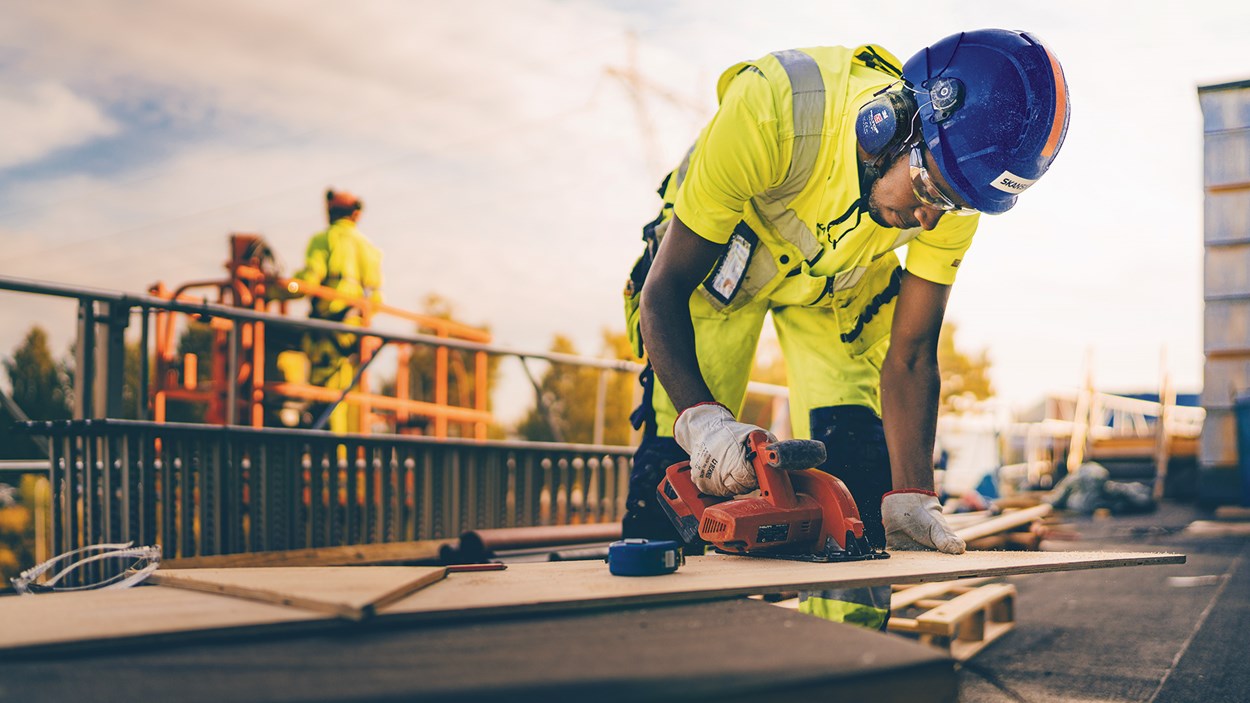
[301, 332, 359, 435]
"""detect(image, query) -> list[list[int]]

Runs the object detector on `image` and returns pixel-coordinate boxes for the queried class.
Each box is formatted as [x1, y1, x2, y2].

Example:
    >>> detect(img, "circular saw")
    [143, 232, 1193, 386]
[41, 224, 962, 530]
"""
[657, 430, 888, 562]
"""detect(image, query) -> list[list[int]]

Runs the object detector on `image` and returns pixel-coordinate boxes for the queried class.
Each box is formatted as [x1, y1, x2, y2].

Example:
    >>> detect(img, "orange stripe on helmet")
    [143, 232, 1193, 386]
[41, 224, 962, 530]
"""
[1040, 47, 1068, 160]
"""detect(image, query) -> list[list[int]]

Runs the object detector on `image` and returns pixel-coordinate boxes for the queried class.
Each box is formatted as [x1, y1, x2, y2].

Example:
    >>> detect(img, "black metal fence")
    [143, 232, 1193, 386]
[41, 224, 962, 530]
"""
[24, 420, 633, 561]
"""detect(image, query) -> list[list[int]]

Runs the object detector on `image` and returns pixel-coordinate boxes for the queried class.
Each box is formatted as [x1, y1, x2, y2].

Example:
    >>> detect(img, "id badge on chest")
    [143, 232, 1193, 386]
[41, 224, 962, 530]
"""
[705, 228, 756, 305]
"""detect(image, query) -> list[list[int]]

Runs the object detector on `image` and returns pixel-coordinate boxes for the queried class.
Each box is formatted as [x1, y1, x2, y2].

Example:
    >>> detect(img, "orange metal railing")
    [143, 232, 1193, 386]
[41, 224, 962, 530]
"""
[148, 234, 493, 438]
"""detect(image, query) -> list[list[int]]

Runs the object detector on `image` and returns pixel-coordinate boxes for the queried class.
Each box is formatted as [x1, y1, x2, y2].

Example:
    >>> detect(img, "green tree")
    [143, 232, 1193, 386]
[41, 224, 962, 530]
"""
[516, 330, 637, 445]
[597, 330, 639, 446]
[4, 327, 73, 422]
[937, 322, 994, 413]
[0, 327, 73, 458]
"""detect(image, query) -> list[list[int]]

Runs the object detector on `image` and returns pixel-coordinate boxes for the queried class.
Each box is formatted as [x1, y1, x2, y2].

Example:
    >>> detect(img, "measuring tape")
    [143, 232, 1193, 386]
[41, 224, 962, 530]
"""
[607, 538, 683, 576]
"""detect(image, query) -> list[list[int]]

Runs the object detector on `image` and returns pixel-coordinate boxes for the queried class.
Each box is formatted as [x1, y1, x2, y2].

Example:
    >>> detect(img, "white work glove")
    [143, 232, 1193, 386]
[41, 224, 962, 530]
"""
[673, 402, 774, 497]
[882, 490, 966, 554]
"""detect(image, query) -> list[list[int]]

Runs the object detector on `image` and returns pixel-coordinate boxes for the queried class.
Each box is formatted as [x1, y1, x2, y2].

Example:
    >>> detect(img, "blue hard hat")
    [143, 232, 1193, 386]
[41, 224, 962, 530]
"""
[902, 29, 1070, 214]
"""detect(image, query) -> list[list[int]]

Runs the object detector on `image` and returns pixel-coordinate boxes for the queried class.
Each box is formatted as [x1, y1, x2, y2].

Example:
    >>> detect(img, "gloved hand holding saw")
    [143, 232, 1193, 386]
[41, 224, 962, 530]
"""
[674, 402, 775, 497]
[882, 489, 966, 554]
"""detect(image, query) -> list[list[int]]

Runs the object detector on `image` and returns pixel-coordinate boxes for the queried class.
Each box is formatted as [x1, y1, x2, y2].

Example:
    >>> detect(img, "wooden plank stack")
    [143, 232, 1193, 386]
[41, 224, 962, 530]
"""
[947, 500, 1078, 551]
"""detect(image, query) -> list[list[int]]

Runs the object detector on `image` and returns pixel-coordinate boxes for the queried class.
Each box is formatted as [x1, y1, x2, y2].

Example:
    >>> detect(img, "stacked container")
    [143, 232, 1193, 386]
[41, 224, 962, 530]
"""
[1199, 79, 1250, 506]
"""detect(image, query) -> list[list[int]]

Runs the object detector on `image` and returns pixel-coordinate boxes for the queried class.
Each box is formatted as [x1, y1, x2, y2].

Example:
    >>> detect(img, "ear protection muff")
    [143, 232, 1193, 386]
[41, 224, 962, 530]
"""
[855, 89, 918, 161]
[855, 88, 920, 194]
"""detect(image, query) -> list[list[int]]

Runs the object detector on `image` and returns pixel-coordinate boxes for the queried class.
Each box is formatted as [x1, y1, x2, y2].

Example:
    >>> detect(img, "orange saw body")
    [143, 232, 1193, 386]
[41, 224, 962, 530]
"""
[657, 431, 888, 562]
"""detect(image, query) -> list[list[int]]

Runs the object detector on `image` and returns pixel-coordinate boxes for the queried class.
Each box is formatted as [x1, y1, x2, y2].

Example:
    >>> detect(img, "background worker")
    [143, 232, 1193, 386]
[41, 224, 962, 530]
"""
[622, 30, 1070, 628]
[278, 189, 383, 434]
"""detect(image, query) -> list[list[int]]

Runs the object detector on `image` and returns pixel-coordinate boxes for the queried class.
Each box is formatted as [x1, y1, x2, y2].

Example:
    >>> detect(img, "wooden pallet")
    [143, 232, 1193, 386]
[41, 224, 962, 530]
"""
[888, 579, 1016, 661]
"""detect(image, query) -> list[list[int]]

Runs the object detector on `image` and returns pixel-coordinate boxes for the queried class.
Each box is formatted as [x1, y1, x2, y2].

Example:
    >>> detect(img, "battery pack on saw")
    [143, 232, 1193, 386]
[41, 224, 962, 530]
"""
[607, 538, 683, 576]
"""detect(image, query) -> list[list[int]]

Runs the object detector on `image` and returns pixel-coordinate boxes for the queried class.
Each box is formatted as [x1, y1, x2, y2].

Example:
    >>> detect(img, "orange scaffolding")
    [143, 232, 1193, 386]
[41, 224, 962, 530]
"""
[148, 234, 493, 438]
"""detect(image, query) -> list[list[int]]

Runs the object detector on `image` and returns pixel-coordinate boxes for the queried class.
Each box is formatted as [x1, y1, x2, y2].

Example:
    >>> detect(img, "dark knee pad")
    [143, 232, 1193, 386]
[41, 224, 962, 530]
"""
[809, 406, 893, 550]
[622, 435, 689, 542]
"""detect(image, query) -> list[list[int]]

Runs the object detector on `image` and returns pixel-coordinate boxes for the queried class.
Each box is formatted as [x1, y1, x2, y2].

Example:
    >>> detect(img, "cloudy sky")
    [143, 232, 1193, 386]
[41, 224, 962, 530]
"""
[2, 0, 1248, 422]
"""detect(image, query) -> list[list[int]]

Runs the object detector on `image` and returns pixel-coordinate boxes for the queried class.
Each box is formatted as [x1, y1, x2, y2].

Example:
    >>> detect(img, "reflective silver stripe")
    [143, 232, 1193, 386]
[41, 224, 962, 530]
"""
[770, 50, 825, 199]
[696, 50, 830, 312]
[673, 144, 696, 191]
[738, 248, 778, 301]
[886, 226, 922, 250]
[751, 50, 826, 265]
[758, 207, 822, 262]
[831, 265, 868, 293]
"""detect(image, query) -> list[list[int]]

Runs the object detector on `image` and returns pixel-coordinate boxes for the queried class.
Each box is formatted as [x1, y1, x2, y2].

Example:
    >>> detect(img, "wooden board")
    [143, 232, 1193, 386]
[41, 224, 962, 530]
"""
[890, 578, 993, 610]
[1183, 520, 1250, 537]
[386, 549, 1183, 622]
[1, 550, 1182, 656]
[149, 566, 447, 621]
[0, 585, 324, 654]
[161, 540, 453, 569]
[942, 512, 991, 529]
[954, 505, 1052, 543]
[1214, 505, 1250, 520]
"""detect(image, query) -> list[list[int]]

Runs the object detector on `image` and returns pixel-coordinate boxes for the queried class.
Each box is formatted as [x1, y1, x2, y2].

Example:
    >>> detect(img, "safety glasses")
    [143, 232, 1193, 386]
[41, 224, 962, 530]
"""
[909, 146, 978, 215]
[10, 542, 162, 594]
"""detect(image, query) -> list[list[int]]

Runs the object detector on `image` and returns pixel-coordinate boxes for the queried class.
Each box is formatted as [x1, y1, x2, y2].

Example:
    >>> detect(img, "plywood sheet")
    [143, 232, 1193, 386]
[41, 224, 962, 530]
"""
[387, 550, 1184, 622]
[149, 566, 447, 620]
[0, 585, 323, 654]
[2, 550, 1183, 656]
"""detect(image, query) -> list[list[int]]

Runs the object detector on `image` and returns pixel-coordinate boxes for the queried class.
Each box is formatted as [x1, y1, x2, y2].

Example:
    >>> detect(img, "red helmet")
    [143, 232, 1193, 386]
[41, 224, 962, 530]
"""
[326, 189, 363, 211]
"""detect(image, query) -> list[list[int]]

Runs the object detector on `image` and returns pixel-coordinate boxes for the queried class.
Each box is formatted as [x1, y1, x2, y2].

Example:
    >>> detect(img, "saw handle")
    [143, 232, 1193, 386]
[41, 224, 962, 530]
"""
[747, 431, 827, 509]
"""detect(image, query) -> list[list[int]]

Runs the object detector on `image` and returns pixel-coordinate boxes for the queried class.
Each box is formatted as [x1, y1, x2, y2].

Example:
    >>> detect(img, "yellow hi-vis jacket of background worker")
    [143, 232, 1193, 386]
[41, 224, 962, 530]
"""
[296, 218, 383, 322]
[292, 217, 383, 434]
[625, 45, 979, 440]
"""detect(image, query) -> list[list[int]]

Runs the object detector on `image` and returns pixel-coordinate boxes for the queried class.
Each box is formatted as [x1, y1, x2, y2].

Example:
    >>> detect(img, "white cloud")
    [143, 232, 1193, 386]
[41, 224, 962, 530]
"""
[0, 82, 118, 169]
[3, 0, 632, 150]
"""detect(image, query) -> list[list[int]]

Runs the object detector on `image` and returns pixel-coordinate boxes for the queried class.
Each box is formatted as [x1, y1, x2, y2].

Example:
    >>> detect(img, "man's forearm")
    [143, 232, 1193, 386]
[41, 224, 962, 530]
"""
[639, 284, 715, 412]
[880, 352, 941, 492]
[637, 215, 726, 414]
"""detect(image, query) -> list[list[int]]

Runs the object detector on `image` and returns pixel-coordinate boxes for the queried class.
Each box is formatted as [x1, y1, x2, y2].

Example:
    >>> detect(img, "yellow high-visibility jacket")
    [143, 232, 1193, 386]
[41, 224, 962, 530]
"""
[626, 46, 979, 357]
[296, 218, 383, 321]
[676, 45, 978, 304]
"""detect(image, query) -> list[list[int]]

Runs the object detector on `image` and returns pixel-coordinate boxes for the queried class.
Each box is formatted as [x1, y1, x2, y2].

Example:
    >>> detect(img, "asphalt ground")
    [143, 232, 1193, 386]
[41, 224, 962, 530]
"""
[957, 502, 1250, 703]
